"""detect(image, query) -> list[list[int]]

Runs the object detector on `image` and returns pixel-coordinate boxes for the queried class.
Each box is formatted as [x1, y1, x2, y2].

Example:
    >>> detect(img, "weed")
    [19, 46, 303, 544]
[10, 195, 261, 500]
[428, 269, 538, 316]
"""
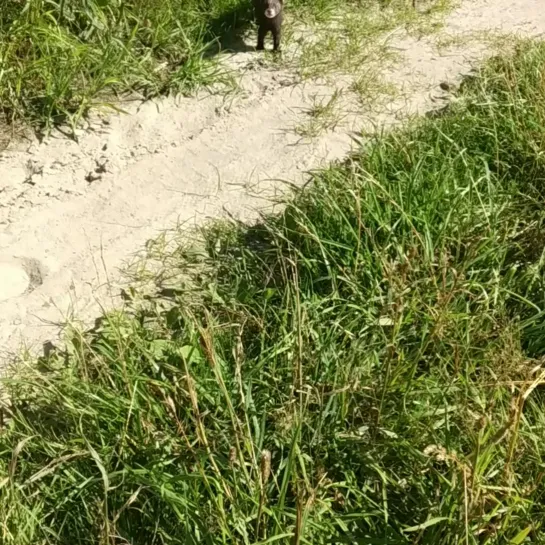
[350, 71, 398, 108]
[294, 88, 344, 137]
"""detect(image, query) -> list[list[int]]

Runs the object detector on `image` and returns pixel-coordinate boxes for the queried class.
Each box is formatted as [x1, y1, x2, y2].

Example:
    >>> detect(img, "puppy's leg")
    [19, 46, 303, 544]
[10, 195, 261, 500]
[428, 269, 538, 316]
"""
[272, 23, 281, 51]
[257, 24, 266, 50]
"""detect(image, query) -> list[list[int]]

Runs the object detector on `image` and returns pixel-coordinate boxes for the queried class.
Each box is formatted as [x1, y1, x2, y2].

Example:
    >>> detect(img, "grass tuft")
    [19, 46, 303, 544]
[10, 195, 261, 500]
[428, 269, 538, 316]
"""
[294, 88, 345, 137]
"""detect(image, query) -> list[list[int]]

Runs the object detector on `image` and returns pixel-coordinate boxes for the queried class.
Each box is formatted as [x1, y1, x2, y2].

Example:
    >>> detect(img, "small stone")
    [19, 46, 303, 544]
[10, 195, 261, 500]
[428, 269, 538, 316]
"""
[85, 172, 102, 183]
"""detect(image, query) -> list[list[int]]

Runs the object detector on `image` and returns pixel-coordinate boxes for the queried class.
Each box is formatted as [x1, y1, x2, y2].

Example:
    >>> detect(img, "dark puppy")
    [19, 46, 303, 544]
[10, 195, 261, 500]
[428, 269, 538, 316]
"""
[253, 0, 283, 51]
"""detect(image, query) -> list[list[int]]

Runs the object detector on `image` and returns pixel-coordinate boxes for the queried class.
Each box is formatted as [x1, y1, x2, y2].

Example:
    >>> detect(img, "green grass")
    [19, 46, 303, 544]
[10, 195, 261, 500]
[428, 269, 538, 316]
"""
[294, 89, 344, 137]
[4, 36, 545, 545]
[0, 0, 451, 132]
[0, 0, 247, 131]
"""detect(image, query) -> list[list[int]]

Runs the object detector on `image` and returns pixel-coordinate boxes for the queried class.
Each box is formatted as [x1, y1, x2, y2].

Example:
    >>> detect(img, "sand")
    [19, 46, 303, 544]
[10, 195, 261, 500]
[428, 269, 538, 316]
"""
[0, 0, 543, 359]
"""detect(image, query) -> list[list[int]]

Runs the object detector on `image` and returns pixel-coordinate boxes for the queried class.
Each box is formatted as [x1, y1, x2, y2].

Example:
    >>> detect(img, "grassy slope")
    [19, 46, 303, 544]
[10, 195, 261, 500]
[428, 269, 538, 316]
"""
[3, 39, 545, 545]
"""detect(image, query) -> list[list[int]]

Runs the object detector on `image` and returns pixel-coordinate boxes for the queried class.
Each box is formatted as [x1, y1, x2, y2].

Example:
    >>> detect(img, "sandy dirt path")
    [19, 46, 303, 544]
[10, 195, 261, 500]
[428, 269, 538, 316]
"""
[0, 0, 543, 358]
